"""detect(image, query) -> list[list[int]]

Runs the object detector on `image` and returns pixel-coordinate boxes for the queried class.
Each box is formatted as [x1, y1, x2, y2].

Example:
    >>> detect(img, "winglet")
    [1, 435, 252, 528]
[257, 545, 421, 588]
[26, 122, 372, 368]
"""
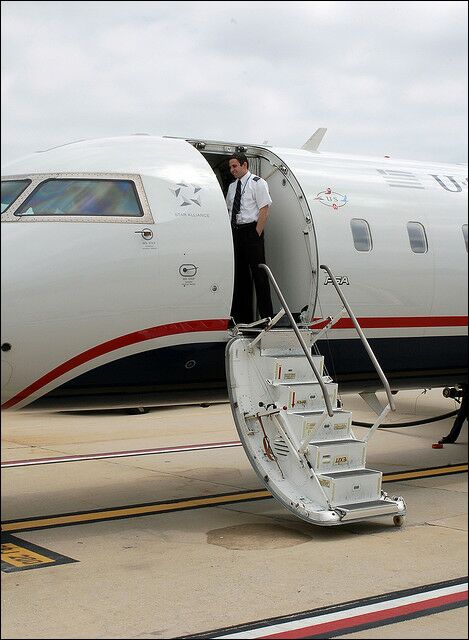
[301, 128, 327, 152]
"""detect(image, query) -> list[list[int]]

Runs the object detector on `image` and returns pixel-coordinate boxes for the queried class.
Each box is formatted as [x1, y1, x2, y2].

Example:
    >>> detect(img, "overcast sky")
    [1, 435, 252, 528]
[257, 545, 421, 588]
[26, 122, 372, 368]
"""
[1, 1, 467, 166]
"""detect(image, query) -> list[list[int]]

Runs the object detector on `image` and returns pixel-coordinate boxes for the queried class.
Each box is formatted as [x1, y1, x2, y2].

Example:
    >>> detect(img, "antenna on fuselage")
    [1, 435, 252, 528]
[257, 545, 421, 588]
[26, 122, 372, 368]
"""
[301, 128, 327, 152]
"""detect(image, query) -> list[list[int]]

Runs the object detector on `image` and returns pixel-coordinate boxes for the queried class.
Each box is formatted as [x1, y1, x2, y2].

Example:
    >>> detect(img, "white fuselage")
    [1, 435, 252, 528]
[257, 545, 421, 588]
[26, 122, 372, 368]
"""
[1, 135, 467, 410]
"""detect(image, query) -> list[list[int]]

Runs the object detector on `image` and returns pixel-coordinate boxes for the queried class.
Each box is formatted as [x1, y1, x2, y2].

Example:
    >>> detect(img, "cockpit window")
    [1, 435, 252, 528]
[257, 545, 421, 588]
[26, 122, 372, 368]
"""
[14, 179, 143, 217]
[1, 179, 31, 213]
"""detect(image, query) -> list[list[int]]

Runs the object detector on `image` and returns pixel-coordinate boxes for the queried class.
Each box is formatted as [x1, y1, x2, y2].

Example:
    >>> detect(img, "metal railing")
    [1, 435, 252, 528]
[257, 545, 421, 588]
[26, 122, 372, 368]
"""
[258, 264, 334, 417]
[320, 264, 396, 412]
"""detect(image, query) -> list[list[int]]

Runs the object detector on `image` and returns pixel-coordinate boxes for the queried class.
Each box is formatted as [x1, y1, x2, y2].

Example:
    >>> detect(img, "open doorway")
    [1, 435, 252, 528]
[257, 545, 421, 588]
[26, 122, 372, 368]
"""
[194, 144, 318, 322]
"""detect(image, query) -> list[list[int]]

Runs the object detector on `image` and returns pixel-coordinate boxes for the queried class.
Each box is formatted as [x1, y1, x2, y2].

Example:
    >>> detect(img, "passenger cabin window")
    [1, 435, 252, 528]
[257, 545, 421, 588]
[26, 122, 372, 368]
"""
[1, 179, 31, 213]
[350, 218, 372, 252]
[407, 222, 428, 253]
[14, 179, 143, 217]
[463, 224, 468, 252]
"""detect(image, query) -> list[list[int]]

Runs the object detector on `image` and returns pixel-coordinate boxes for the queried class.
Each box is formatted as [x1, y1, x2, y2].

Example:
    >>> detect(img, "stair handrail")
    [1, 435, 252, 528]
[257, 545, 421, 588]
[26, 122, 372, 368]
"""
[259, 264, 334, 417]
[319, 264, 396, 412]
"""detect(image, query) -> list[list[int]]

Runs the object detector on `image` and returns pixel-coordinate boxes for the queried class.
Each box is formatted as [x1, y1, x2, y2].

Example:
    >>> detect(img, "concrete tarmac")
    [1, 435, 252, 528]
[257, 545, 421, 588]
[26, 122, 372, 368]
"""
[1, 388, 467, 639]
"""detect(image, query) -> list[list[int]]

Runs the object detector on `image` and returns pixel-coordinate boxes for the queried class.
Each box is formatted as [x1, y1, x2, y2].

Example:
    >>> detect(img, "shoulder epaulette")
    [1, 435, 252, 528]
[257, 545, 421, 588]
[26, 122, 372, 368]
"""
[253, 176, 261, 182]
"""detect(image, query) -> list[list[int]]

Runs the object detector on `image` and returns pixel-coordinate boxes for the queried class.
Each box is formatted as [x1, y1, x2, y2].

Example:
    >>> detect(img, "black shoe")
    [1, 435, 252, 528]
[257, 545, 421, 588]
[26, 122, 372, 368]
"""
[439, 435, 457, 444]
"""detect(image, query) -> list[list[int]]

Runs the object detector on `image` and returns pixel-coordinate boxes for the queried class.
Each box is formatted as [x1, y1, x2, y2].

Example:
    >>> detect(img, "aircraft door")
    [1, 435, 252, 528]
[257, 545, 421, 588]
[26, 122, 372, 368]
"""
[188, 143, 318, 324]
[260, 156, 318, 322]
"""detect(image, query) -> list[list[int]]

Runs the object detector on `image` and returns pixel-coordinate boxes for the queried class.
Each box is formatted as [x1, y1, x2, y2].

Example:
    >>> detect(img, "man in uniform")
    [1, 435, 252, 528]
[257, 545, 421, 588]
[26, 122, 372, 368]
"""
[226, 153, 274, 325]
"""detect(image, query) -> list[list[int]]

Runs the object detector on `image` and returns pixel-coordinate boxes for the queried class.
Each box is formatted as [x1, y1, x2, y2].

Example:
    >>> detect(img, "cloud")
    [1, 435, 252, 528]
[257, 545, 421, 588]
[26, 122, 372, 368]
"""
[1, 0, 467, 165]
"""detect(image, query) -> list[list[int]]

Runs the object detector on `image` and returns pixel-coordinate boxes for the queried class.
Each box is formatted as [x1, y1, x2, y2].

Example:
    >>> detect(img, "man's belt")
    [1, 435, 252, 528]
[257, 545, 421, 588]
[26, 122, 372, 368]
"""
[232, 221, 257, 230]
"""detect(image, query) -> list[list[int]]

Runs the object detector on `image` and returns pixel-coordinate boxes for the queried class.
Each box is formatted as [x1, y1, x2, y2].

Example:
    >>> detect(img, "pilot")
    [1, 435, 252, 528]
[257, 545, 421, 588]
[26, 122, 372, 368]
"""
[226, 153, 274, 325]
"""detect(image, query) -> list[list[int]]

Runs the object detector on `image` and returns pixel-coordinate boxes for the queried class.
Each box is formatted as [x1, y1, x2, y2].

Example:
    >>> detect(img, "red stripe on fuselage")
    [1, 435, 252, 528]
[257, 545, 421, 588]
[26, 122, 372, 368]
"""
[311, 315, 468, 329]
[2, 316, 467, 410]
[1, 319, 229, 410]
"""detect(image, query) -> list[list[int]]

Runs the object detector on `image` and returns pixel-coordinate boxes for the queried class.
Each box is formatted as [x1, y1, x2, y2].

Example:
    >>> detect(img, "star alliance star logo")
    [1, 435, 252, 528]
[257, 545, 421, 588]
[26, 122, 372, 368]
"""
[170, 183, 202, 207]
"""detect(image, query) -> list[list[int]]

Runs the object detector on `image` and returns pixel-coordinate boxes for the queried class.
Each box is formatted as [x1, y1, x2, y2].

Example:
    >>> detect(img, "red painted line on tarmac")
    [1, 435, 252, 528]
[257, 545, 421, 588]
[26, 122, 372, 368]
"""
[190, 578, 468, 639]
[261, 590, 467, 638]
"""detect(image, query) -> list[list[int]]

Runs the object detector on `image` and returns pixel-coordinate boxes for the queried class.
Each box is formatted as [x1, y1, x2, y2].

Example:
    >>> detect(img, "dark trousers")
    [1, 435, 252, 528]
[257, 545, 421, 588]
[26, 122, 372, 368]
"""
[440, 388, 468, 443]
[231, 222, 273, 324]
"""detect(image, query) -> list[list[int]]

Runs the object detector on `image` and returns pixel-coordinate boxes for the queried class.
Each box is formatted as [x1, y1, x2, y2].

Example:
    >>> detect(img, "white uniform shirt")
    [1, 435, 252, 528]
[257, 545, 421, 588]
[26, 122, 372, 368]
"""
[226, 171, 272, 225]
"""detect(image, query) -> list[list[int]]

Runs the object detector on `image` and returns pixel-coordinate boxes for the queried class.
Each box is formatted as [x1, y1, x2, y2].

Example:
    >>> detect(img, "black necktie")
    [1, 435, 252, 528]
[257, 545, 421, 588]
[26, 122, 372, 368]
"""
[231, 179, 242, 227]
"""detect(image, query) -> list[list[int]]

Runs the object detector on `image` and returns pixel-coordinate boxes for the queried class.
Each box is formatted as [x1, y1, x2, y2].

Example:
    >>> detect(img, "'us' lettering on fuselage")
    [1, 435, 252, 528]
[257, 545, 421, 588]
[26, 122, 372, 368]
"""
[430, 175, 468, 192]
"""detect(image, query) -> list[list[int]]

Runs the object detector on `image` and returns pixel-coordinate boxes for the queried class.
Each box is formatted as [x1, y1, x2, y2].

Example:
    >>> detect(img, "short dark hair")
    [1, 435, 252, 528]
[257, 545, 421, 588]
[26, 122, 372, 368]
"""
[229, 153, 249, 168]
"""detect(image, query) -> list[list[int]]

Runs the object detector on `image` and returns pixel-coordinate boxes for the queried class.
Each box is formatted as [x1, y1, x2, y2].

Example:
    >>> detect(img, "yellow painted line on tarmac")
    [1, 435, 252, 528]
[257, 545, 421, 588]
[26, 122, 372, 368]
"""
[384, 464, 468, 482]
[1, 465, 466, 533]
[1, 490, 269, 533]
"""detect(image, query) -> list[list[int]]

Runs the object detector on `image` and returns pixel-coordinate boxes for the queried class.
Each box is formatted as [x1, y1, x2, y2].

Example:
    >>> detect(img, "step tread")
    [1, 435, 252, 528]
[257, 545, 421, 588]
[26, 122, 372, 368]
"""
[268, 380, 329, 386]
[263, 353, 318, 358]
[311, 438, 364, 447]
[288, 409, 351, 416]
[262, 353, 309, 358]
[288, 409, 339, 415]
[335, 499, 395, 511]
[320, 468, 381, 479]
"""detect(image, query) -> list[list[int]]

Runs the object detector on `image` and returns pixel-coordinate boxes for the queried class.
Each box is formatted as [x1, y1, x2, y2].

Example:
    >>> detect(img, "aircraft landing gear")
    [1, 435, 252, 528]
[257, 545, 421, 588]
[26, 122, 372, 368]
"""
[439, 386, 467, 444]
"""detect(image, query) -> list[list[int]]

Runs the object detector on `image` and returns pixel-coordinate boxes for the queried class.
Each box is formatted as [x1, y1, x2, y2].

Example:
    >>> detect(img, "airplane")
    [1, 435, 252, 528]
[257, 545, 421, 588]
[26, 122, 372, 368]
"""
[1, 132, 466, 413]
[1, 132, 467, 527]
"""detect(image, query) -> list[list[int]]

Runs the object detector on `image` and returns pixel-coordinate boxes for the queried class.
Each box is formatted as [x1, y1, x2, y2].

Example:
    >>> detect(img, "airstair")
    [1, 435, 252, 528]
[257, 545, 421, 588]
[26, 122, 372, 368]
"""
[226, 264, 406, 526]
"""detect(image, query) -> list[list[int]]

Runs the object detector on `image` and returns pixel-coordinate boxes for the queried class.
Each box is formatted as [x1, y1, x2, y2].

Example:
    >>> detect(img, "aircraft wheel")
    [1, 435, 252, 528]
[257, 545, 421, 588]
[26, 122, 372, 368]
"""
[393, 515, 405, 527]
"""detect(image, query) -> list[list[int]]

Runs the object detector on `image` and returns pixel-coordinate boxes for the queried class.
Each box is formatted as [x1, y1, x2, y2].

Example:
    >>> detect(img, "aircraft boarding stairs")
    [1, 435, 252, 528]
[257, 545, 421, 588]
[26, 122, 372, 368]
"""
[226, 264, 406, 527]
